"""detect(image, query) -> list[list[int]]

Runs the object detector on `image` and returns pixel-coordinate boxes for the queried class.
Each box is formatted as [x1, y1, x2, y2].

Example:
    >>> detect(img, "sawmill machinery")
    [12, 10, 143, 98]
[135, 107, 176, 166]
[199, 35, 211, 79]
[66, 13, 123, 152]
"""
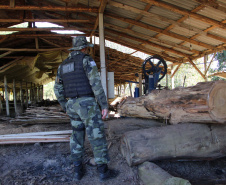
[142, 55, 167, 94]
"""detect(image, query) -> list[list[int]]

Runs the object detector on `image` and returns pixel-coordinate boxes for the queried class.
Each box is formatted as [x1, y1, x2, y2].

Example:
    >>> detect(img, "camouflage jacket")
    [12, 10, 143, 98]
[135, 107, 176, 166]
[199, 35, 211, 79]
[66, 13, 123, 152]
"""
[54, 51, 108, 111]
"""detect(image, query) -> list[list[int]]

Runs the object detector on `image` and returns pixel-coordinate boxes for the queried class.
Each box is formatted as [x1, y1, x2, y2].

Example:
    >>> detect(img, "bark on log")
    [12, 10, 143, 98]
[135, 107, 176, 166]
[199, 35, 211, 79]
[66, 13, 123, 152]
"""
[138, 162, 191, 185]
[118, 81, 226, 124]
[120, 123, 226, 166]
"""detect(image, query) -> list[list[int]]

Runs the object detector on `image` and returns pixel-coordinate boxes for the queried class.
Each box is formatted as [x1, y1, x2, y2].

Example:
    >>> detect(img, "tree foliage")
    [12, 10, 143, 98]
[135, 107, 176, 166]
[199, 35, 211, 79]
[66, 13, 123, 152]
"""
[210, 51, 226, 81]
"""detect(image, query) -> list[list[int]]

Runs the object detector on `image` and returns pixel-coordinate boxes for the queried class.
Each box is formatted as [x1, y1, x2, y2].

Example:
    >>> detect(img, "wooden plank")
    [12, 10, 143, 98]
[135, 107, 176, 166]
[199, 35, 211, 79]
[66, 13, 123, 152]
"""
[0, 138, 70, 145]
[0, 130, 72, 137]
[0, 5, 98, 12]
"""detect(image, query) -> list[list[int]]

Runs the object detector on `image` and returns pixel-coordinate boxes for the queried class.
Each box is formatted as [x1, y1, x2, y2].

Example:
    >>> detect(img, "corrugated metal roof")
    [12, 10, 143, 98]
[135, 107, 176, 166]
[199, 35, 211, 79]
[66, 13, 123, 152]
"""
[195, 35, 224, 46]
[170, 26, 197, 38]
[104, 17, 130, 29]
[197, 6, 226, 21]
[158, 35, 183, 44]
[131, 26, 157, 37]
[140, 16, 171, 29]
[149, 6, 183, 21]
[106, 5, 138, 20]
[113, 0, 147, 10]
[182, 17, 211, 30]
[182, 42, 206, 51]
[209, 27, 226, 39]
[161, 0, 199, 11]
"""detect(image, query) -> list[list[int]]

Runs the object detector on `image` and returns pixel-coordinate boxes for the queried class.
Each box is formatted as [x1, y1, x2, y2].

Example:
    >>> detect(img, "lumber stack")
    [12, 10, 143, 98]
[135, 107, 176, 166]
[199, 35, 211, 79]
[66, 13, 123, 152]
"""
[0, 130, 72, 145]
[118, 81, 226, 124]
[10, 106, 70, 125]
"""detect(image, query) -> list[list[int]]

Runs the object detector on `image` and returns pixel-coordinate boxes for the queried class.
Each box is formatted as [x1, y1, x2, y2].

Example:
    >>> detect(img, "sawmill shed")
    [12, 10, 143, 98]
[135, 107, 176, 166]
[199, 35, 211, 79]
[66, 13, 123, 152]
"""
[0, 1, 226, 185]
[0, 0, 226, 106]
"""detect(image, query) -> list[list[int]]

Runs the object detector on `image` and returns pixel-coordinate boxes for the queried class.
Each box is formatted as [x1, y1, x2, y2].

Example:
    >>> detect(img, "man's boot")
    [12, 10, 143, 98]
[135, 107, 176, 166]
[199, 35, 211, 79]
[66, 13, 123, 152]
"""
[97, 164, 119, 181]
[73, 162, 84, 181]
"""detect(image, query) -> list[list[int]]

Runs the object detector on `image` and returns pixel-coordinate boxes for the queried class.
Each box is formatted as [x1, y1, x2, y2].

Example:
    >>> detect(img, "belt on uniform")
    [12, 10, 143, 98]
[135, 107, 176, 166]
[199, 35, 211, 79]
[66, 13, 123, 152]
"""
[66, 94, 94, 100]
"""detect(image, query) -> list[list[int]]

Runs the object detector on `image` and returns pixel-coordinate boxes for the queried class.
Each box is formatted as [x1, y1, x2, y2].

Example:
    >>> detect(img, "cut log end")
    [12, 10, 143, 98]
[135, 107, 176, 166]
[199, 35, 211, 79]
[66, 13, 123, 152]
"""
[209, 81, 226, 123]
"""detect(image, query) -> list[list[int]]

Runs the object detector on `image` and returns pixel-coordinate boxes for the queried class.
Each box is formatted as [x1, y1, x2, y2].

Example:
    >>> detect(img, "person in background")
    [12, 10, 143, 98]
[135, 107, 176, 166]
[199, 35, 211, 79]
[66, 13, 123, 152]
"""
[54, 36, 119, 181]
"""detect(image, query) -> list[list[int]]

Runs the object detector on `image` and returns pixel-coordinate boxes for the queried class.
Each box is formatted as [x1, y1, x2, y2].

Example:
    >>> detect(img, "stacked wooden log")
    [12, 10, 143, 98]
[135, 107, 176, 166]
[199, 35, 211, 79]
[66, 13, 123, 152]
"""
[118, 81, 226, 124]
[118, 81, 226, 184]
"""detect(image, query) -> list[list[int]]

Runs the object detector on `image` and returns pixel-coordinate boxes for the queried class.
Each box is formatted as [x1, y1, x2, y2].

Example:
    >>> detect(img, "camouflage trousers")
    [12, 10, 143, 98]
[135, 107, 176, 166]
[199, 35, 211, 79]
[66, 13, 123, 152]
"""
[65, 97, 109, 165]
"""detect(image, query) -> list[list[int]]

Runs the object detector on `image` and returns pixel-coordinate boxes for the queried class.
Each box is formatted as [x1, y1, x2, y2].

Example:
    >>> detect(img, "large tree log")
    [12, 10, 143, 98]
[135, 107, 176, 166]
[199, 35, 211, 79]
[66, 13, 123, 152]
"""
[138, 162, 191, 185]
[120, 123, 226, 166]
[118, 81, 226, 124]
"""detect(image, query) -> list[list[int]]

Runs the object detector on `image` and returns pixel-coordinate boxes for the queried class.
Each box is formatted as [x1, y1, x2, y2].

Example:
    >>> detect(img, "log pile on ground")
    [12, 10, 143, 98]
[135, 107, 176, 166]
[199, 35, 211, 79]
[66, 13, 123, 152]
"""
[121, 123, 226, 166]
[118, 81, 226, 124]
[118, 81, 226, 184]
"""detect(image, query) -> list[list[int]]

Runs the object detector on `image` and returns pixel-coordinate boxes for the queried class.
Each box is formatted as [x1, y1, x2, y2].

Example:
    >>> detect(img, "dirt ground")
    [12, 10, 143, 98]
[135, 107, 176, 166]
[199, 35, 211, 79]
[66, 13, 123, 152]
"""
[0, 114, 226, 185]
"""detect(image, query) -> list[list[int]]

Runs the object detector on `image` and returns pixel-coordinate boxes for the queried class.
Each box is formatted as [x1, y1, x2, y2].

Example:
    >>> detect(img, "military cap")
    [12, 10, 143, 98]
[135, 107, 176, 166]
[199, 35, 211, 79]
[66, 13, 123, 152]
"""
[69, 36, 94, 51]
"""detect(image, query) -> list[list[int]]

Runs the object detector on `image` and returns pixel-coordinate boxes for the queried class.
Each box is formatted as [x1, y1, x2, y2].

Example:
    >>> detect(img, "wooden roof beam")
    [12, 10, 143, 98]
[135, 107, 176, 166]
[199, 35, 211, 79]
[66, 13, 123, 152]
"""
[0, 19, 90, 23]
[0, 48, 70, 52]
[105, 23, 200, 54]
[141, 0, 226, 29]
[108, 1, 208, 36]
[90, 0, 108, 36]
[4, 34, 87, 38]
[0, 5, 98, 12]
[193, 0, 226, 13]
[0, 27, 88, 31]
[104, 34, 180, 63]
[105, 13, 214, 49]
[106, 29, 190, 58]
[188, 58, 206, 79]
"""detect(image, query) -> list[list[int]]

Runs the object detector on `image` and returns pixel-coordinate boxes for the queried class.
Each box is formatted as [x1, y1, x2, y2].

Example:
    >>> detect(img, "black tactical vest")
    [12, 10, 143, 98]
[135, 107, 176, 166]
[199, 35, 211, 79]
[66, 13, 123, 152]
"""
[61, 52, 94, 98]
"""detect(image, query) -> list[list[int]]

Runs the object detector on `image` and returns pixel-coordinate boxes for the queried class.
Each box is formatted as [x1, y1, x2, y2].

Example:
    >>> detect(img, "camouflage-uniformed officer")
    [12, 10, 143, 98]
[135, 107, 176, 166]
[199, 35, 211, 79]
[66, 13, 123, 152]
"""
[54, 36, 118, 181]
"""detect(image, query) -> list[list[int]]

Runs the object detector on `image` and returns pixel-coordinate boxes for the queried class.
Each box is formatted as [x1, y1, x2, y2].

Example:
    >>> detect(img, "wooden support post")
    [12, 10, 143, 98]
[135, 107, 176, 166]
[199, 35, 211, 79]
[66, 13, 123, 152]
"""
[10, 0, 15, 8]
[171, 66, 175, 89]
[139, 73, 142, 97]
[0, 90, 2, 114]
[4, 76, 10, 116]
[205, 52, 216, 76]
[34, 84, 37, 102]
[39, 85, 43, 101]
[166, 74, 168, 88]
[99, 12, 108, 98]
[20, 81, 23, 107]
[204, 55, 207, 82]
[37, 85, 40, 102]
[129, 82, 132, 97]
[29, 83, 32, 102]
[26, 82, 28, 108]
[13, 79, 17, 115]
